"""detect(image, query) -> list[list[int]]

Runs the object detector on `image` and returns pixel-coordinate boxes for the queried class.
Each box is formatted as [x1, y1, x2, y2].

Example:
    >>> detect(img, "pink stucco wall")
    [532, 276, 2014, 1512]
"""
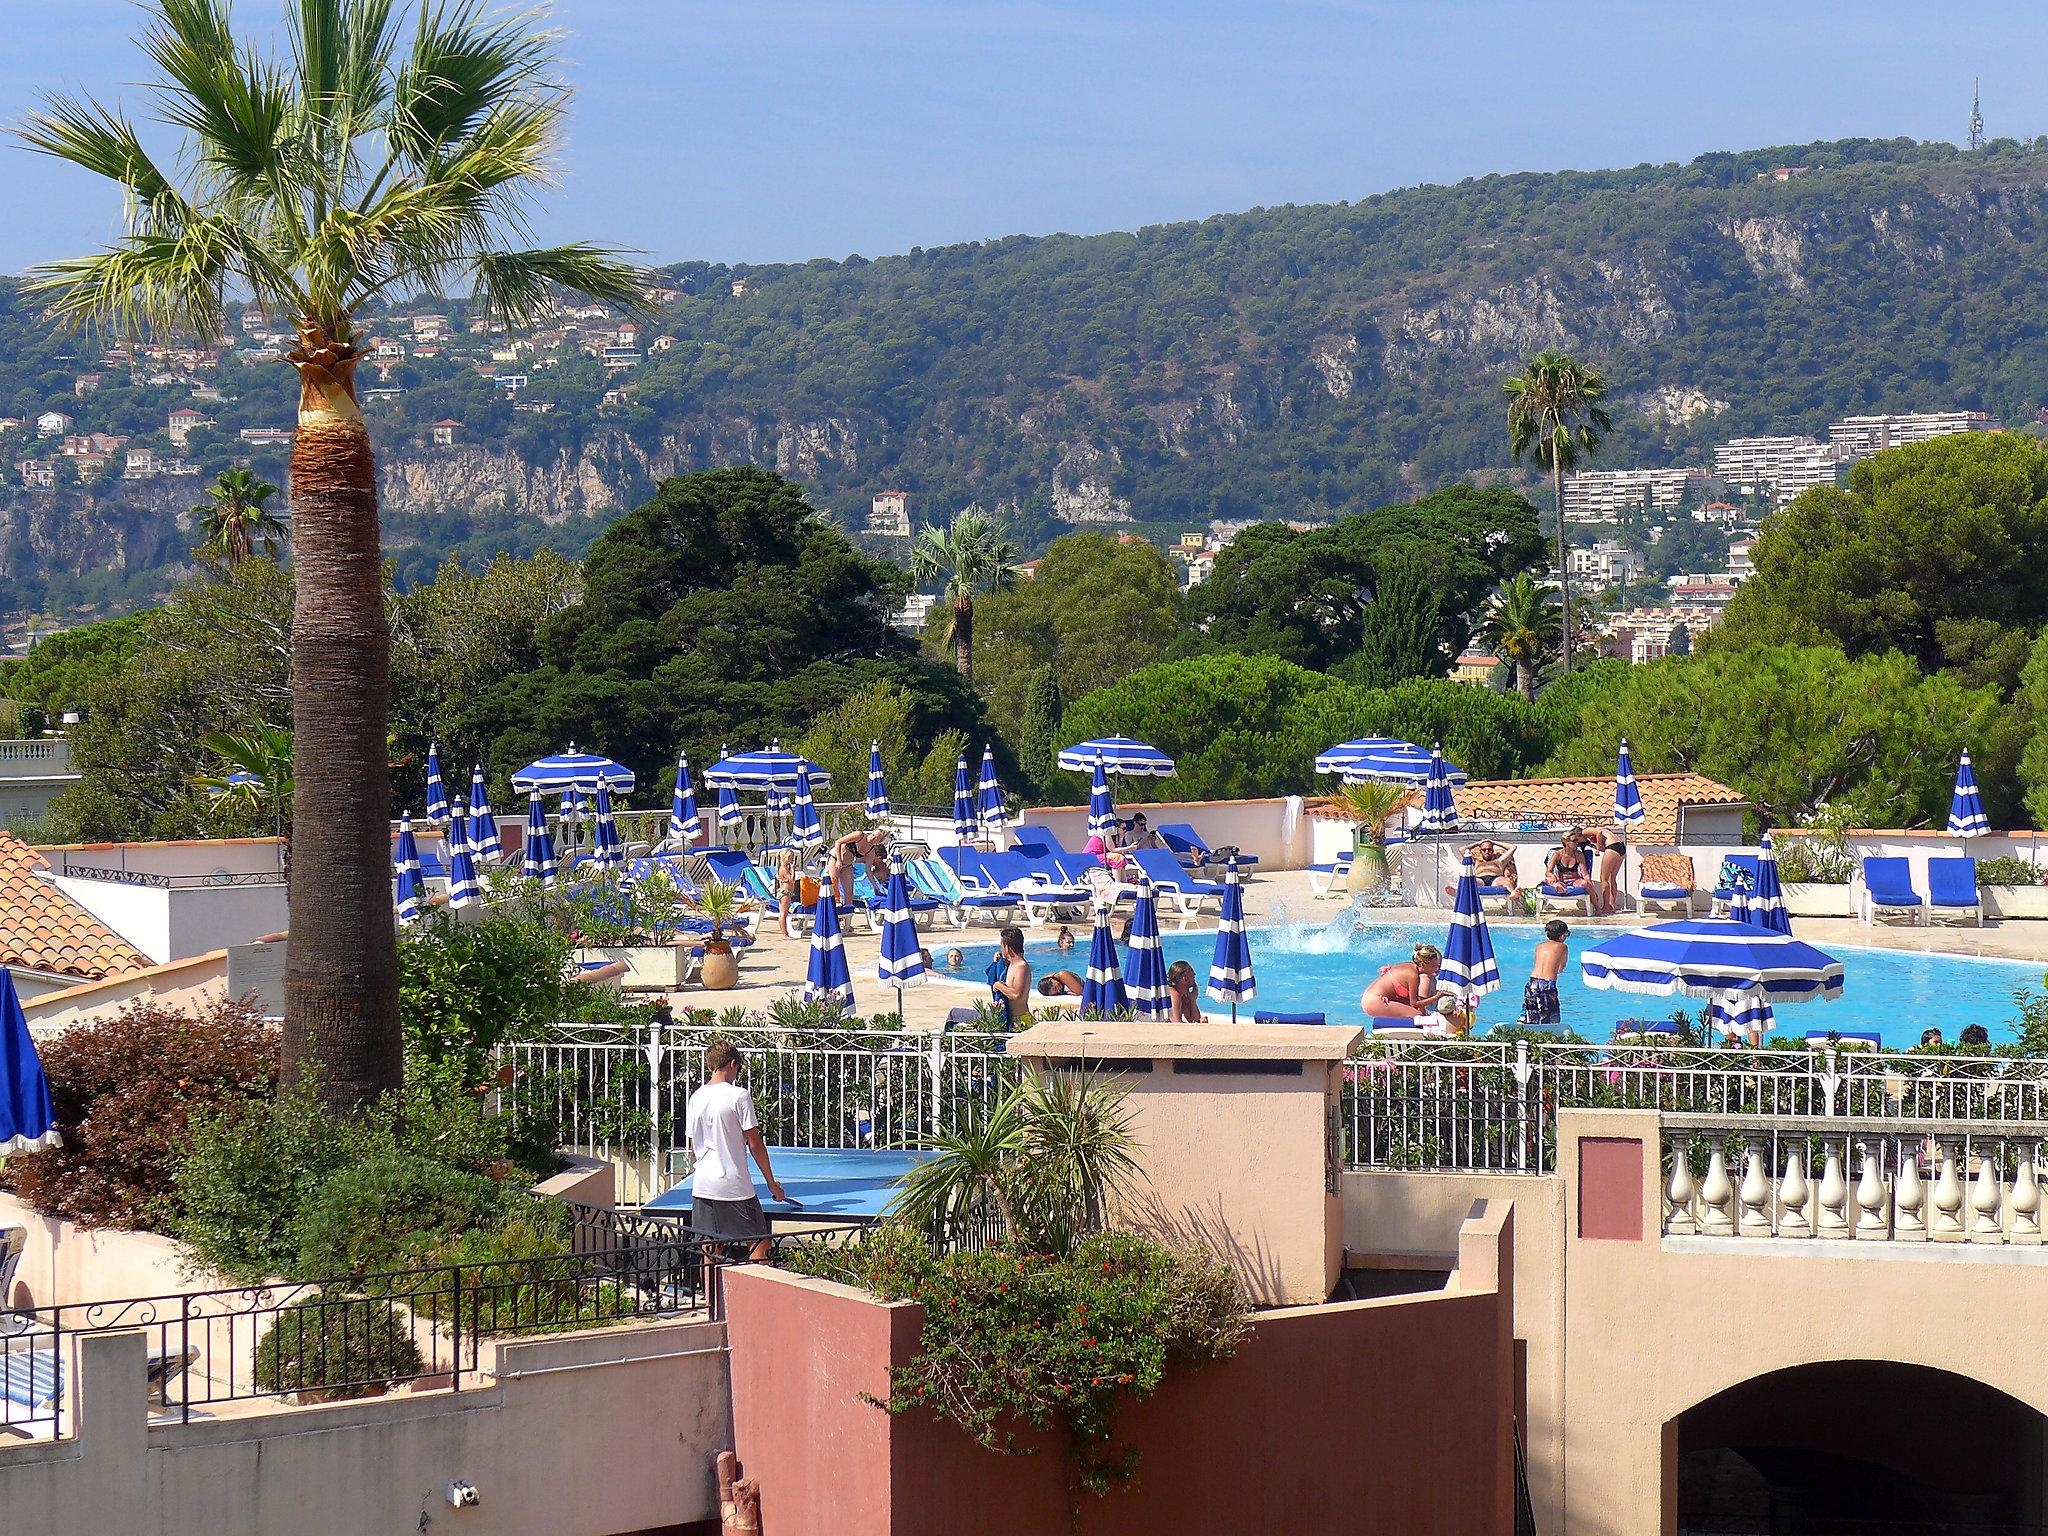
[725, 1235, 1514, 1536]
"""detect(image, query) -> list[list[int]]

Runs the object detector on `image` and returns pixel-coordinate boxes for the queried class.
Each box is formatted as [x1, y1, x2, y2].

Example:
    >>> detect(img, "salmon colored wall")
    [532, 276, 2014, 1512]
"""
[1576, 1137, 1645, 1241]
[725, 1205, 1515, 1536]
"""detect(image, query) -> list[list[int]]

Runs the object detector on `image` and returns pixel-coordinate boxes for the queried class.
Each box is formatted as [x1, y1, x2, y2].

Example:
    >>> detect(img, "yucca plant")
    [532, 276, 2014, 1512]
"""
[21, 0, 648, 1117]
[1332, 779, 1409, 896]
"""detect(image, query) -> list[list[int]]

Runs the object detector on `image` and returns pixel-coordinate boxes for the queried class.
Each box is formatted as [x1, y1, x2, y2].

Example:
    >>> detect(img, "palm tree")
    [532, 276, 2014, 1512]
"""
[194, 724, 295, 867]
[909, 507, 1020, 681]
[22, 1, 646, 1117]
[1477, 574, 1563, 702]
[1504, 351, 1612, 676]
[193, 468, 287, 566]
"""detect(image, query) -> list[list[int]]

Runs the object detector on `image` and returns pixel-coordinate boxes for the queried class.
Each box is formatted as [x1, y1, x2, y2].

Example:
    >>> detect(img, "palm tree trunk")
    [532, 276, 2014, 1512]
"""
[1517, 659, 1535, 703]
[953, 596, 974, 681]
[280, 328, 403, 1118]
[1554, 459, 1572, 677]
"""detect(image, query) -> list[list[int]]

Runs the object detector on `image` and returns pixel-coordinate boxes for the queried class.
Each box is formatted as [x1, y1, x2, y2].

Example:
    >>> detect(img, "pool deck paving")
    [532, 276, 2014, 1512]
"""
[681, 867, 2048, 1028]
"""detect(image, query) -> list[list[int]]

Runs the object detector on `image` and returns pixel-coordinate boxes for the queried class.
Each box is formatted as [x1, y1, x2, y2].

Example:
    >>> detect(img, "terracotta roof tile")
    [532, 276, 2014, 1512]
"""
[1310, 772, 1748, 844]
[0, 832, 150, 981]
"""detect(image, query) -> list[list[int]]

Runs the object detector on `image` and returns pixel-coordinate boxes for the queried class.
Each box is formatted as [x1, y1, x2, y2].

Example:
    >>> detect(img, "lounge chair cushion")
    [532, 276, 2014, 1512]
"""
[1861, 856, 1923, 906]
[1925, 858, 1980, 908]
[1254, 1011, 1328, 1025]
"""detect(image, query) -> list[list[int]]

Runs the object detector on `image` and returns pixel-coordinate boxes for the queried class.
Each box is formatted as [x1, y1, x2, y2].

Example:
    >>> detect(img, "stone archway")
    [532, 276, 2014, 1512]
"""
[1668, 1360, 2048, 1535]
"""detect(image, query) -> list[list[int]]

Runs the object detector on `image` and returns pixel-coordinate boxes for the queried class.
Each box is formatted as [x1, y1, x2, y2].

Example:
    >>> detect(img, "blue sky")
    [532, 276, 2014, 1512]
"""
[2, 1, 2043, 275]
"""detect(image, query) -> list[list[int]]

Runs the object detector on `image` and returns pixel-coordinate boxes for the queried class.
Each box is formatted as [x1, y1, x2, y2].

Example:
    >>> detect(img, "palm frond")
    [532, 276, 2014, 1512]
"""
[16, 99, 190, 233]
[143, 7, 296, 195]
[471, 245, 652, 328]
[390, 0, 555, 167]
[23, 220, 246, 338]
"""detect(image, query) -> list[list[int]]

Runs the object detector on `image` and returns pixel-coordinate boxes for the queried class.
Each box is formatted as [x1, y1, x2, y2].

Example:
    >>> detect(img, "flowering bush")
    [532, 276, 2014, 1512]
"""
[4, 999, 276, 1227]
[788, 1227, 1246, 1493]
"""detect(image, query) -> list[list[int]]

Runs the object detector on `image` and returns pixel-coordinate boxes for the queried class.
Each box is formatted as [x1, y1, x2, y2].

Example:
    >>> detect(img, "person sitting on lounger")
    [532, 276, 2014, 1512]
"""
[1361, 943, 1448, 1019]
[1447, 838, 1519, 900]
[1544, 837, 1589, 893]
[1116, 813, 1163, 855]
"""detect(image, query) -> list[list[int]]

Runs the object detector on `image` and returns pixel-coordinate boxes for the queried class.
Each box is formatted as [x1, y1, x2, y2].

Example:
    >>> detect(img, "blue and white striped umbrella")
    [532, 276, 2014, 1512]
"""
[669, 753, 702, 845]
[876, 851, 927, 995]
[392, 814, 424, 925]
[1417, 742, 1460, 835]
[467, 765, 500, 862]
[790, 765, 823, 853]
[590, 776, 624, 872]
[1440, 855, 1502, 1002]
[522, 791, 557, 885]
[1206, 859, 1256, 1014]
[210, 769, 260, 794]
[512, 745, 636, 796]
[1087, 755, 1115, 840]
[1613, 738, 1646, 829]
[866, 740, 890, 818]
[1316, 737, 1469, 786]
[1081, 901, 1130, 1017]
[1724, 886, 1752, 925]
[1124, 877, 1171, 1020]
[803, 887, 855, 1014]
[424, 743, 450, 825]
[1948, 749, 1989, 838]
[445, 803, 481, 909]
[705, 742, 830, 793]
[952, 755, 976, 844]
[1057, 735, 1175, 777]
[558, 785, 587, 823]
[1749, 831, 1791, 936]
[1581, 919, 1844, 1006]
[976, 745, 1007, 840]
[1705, 982, 1775, 1044]
[0, 968, 59, 1154]
[715, 781, 741, 836]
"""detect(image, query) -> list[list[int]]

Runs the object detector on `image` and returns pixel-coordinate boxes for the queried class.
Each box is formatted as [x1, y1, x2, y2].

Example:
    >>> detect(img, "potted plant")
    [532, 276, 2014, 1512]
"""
[696, 879, 743, 991]
[1331, 780, 1408, 896]
[1977, 856, 2048, 920]
[1776, 808, 1856, 917]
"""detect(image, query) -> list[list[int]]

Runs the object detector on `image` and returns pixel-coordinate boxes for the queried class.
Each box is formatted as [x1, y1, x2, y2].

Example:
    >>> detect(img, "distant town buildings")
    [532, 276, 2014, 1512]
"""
[1827, 410, 2000, 459]
[1566, 538, 1640, 589]
[1561, 467, 1702, 524]
[892, 593, 937, 632]
[867, 490, 911, 538]
[1712, 436, 1843, 504]
[1449, 651, 1499, 685]
[166, 408, 210, 446]
[36, 411, 73, 438]
[1603, 604, 1721, 664]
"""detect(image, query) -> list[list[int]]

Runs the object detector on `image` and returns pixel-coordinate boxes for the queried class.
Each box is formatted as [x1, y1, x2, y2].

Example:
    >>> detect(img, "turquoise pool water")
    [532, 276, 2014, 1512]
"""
[945, 916, 2045, 1046]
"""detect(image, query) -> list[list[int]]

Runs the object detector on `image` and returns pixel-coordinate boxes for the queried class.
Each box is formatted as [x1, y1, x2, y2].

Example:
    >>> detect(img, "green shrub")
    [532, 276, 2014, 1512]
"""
[252, 1291, 425, 1399]
[409, 1205, 627, 1333]
[791, 1228, 1246, 1494]
[4, 999, 277, 1230]
[293, 1154, 511, 1280]
[1975, 856, 2042, 888]
[398, 909, 576, 1099]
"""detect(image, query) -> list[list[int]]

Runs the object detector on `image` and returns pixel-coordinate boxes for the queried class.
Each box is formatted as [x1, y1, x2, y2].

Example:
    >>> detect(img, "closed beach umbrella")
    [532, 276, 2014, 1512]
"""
[1316, 737, 1468, 785]
[1948, 749, 1989, 838]
[1704, 982, 1776, 1046]
[467, 765, 500, 862]
[1613, 738, 1645, 829]
[1440, 855, 1502, 1003]
[1749, 831, 1792, 936]
[1206, 859, 1256, 1019]
[1124, 878, 1171, 1020]
[803, 887, 855, 1015]
[952, 755, 976, 844]
[876, 851, 927, 1014]
[1087, 755, 1115, 840]
[1418, 743, 1460, 835]
[977, 746, 1007, 841]
[445, 802, 481, 909]
[0, 969, 60, 1154]
[1057, 735, 1175, 777]
[790, 765, 824, 853]
[866, 740, 890, 819]
[424, 743, 450, 825]
[705, 741, 829, 793]
[1081, 901, 1130, 1017]
[392, 814, 424, 925]
[669, 752, 702, 845]
[512, 744, 636, 796]
[715, 781, 741, 838]
[522, 791, 557, 885]
[590, 776, 623, 872]
[1581, 919, 1844, 1007]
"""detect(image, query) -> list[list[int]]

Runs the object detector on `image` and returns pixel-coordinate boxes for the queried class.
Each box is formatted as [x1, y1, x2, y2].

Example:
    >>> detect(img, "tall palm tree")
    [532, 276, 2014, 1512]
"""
[1504, 351, 1612, 676]
[193, 467, 287, 565]
[1476, 573, 1563, 702]
[23, 0, 646, 1117]
[909, 507, 1019, 681]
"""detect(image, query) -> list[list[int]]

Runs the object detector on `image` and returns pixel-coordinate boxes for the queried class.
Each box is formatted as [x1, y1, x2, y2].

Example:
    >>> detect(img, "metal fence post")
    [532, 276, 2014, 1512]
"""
[929, 1030, 945, 1136]
[1513, 1040, 1533, 1173]
[643, 1017, 669, 1178]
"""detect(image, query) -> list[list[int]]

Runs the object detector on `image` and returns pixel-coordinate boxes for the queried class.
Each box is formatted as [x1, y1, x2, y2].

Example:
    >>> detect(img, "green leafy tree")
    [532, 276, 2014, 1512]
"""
[1357, 677, 1556, 782]
[794, 679, 970, 814]
[23, 0, 647, 1117]
[1475, 573, 1562, 701]
[910, 507, 1021, 681]
[1713, 432, 2048, 682]
[194, 724, 295, 865]
[192, 468, 287, 566]
[1505, 351, 1612, 675]
[0, 613, 149, 725]
[2015, 630, 2048, 828]
[1343, 555, 1444, 690]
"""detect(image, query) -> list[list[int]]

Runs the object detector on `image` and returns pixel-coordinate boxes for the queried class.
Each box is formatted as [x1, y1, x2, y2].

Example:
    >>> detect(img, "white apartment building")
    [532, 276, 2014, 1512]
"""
[1566, 539, 1639, 588]
[1560, 467, 1701, 524]
[1712, 436, 1842, 504]
[1727, 537, 1756, 581]
[1828, 410, 2001, 460]
[1603, 604, 1720, 664]
[893, 592, 937, 632]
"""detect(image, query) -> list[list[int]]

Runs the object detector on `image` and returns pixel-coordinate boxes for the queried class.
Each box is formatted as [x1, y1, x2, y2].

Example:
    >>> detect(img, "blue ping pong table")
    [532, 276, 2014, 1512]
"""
[646, 1146, 935, 1221]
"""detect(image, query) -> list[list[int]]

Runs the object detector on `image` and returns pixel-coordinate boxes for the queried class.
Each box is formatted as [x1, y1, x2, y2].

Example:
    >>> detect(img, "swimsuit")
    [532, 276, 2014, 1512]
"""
[1522, 977, 1561, 1027]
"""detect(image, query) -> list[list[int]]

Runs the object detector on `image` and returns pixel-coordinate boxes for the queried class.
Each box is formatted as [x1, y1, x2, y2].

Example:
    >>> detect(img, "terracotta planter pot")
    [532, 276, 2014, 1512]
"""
[1347, 843, 1389, 895]
[700, 940, 739, 990]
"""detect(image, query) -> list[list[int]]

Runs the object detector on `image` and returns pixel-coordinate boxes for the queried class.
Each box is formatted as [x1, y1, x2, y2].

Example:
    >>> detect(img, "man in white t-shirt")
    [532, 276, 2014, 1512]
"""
[685, 1040, 787, 1261]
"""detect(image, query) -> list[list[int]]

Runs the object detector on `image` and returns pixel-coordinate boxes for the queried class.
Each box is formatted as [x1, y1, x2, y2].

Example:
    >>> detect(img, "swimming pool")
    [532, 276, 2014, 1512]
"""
[947, 917, 2046, 1047]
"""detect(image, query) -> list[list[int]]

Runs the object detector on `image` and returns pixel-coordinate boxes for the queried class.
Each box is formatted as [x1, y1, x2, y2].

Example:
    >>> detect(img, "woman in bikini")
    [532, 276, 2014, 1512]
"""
[1594, 828, 1627, 916]
[1361, 942, 1447, 1019]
